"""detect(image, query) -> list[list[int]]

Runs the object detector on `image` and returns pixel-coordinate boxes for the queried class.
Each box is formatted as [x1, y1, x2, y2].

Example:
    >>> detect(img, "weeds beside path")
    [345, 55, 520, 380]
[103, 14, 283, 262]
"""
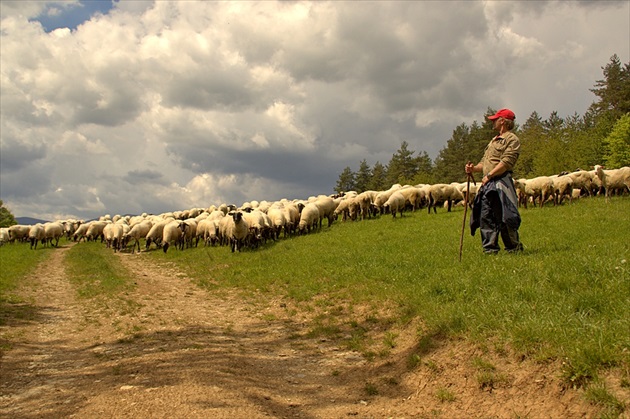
[0, 241, 606, 418]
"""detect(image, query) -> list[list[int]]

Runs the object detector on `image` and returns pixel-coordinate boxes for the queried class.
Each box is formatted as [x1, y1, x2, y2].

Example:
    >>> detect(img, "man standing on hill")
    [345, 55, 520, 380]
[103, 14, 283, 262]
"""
[465, 108, 523, 254]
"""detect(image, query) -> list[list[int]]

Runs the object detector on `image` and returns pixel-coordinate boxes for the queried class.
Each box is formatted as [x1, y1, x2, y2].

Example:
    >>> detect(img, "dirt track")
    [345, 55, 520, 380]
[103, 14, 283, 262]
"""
[0, 242, 607, 418]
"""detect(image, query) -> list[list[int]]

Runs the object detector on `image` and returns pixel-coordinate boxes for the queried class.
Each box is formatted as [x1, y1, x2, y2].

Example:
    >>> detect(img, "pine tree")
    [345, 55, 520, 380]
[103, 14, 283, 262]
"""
[368, 161, 388, 190]
[335, 166, 356, 193]
[386, 141, 417, 185]
[589, 54, 630, 119]
[518, 111, 545, 177]
[354, 159, 372, 193]
[411, 151, 435, 184]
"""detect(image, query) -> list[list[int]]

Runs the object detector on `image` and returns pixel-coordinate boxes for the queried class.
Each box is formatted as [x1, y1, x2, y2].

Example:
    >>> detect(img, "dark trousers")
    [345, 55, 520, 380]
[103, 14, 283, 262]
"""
[480, 190, 520, 253]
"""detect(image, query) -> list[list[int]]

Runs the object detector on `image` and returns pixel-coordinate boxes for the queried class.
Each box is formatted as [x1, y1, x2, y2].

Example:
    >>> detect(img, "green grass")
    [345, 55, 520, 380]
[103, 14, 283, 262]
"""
[0, 242, 50, 308]
[2, 197, 629, 393]
[65, 241, 135, 299]
[0, 242, 51, 292]
[145, 196, 630, 387]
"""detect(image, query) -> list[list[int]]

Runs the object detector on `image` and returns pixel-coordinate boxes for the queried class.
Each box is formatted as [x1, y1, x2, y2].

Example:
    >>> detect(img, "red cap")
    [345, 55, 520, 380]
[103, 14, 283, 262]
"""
[488, 108, 515, 121]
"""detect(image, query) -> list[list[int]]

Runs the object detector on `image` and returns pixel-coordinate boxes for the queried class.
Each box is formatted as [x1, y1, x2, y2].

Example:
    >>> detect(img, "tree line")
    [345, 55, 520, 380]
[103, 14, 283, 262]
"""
[335, 54, 630, 193]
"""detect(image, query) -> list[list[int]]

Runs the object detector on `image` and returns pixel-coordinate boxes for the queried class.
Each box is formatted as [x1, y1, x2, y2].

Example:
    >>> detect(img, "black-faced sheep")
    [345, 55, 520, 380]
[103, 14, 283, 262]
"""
[161, 220, 183, 253]
[221, 211, 249, 252]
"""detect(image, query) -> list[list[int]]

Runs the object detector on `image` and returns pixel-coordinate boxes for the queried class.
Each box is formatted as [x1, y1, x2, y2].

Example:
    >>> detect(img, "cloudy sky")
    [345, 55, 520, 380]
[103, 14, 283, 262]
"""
[1, 1, 628, 221]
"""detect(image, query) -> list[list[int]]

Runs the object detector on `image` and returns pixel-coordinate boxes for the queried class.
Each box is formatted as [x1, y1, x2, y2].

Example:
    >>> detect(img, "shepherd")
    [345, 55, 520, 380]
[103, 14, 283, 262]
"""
[465, 108, 523, 254]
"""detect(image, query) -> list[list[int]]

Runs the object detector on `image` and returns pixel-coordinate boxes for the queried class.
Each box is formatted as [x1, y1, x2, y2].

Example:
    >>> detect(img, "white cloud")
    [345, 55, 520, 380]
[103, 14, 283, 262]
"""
[1, 0, 628, 220]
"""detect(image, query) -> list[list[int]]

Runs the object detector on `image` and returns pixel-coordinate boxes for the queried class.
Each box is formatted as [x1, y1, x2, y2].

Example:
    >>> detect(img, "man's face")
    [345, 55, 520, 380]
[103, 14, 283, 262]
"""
[493, 118, 503, 131]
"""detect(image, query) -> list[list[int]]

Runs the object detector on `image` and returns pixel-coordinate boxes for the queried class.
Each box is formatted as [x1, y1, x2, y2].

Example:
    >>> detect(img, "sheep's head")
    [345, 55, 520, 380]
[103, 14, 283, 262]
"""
[232, 211, 243, 223]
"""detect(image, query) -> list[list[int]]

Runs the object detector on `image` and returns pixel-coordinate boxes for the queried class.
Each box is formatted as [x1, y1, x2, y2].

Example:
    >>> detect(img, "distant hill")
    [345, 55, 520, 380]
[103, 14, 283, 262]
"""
[15, 217, 50, 225]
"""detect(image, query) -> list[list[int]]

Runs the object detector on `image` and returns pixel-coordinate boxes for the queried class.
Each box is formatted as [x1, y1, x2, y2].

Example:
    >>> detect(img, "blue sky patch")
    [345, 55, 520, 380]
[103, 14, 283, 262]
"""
[31, 1, 116, 32]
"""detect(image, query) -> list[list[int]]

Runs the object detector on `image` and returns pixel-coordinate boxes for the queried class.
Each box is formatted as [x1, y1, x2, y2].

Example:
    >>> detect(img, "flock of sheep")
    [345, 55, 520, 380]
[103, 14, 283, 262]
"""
[1, 164, 628, 253]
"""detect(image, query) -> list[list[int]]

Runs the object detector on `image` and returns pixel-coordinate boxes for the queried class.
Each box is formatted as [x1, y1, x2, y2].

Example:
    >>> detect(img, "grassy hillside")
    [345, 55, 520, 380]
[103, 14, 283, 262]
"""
[2, 197, 629, 401]
[147, 197, 630, 391]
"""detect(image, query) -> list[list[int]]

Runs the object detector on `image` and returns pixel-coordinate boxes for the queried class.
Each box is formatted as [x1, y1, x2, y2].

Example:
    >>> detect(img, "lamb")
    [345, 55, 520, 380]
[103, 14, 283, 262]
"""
[513, 176, 555, 208]
[122, 219, 153, 253]
[298, 202, 320, 234]
[28, 224, 46, 250]
[594, 165, 630, 200]
[427, 184, 464, 213]
[383, 190, 405, 218]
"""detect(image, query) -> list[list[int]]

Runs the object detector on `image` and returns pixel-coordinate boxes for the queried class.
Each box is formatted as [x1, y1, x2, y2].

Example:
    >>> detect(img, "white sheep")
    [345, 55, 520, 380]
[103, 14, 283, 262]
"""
[313, 196, 338, 228]
[567, 170, 598, 196]
[513, 176, 555, 208]
[298, 202, 320, 234]
[103, 222, 127, 252]
[399, 186, 426, 212]
[122, 220, 153, 253]
[43, 221, 65, 247]
[334, 196, 354, 221]
[145, 218, 174, 250]
[383, 190, 405, 218]
[197, 218, 220, 246]
[550, 174, 575, 205]
[243, 209, 267, 247]
[373, 185, 402, 214]
[0, 228, 9, 246]
[427, 184, 464, 213]
[282, 202, 301, 236]
[350, 191, 377, 220]
[161, 220, 183, 253]
[28, 224, 46, 250]
[594, 165, 630, 200]
[180, 219, 197, 249]
[73, 221, 91, 242]
[7, 224, 30, 243]
[86, 220, 109, 242]
[219, 211, 249, 252]
[266, 205, 288, 240]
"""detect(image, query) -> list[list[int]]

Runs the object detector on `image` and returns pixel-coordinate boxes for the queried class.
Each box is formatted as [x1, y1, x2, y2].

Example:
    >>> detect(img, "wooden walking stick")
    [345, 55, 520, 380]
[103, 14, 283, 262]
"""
[459, 171, 475, 262]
